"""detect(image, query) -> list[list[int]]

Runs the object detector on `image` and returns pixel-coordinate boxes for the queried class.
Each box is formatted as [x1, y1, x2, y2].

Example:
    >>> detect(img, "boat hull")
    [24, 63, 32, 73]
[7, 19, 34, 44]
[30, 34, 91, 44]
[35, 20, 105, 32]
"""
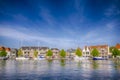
[93, 57, 107, 60]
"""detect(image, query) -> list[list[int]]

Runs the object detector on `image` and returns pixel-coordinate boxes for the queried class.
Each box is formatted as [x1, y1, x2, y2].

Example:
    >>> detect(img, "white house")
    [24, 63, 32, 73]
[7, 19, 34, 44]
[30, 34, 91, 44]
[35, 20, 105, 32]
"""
[82, 46, 91, 57]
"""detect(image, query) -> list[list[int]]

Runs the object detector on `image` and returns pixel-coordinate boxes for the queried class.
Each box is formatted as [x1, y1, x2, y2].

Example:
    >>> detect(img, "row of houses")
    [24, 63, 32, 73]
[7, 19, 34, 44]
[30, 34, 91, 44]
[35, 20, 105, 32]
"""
[0, 43, 120, 59]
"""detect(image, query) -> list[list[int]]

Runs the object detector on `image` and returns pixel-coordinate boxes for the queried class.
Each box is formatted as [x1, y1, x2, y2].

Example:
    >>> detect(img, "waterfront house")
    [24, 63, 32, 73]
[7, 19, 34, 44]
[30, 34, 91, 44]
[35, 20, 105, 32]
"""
[82, 46, 91, 57]
[89, 45, 109, 58]
[10, 48, 18, 59]
[66, 48, 76, 58]
[51, 48, 60, 59]
[21, 47, 30, 58]
[38, 47, 49, 57]
[21, 46, 49, 58]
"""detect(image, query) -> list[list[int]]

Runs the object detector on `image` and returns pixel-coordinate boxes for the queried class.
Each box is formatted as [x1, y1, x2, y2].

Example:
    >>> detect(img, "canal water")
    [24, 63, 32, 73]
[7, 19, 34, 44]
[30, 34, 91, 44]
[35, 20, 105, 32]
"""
[0, 60, 120, 80]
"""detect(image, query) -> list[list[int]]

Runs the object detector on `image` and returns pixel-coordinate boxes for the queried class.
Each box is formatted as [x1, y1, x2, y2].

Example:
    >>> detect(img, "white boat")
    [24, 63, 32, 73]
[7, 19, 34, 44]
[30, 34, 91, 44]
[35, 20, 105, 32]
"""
[74, 56, 87, 61]
[16, 57, 29, 60]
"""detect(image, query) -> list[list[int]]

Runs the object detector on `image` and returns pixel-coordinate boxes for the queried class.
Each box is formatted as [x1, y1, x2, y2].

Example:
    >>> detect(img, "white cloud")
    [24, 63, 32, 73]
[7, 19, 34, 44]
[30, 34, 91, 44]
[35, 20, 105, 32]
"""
[0, 24, 114, 49]
[0, 25, 76, 49]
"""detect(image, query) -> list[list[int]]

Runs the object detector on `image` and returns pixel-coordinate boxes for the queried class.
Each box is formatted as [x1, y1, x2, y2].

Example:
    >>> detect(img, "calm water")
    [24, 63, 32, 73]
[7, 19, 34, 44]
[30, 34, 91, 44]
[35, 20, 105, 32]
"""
[0, 60, 120, 80]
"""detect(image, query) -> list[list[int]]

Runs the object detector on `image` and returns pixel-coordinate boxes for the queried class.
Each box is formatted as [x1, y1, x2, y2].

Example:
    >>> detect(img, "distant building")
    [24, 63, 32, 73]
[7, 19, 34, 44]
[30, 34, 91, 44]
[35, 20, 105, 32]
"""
[10, 48, 18, 59]
[82, 46, 91, 57]
[38, 47, 49, 57]
[0, 46, 11, 58]
[67, 48, 76, 58]
[89, 45, 109, 58]
[21, 46, 49, 58]
[21, 47, 31, 58]
[51, 48, 60, 58]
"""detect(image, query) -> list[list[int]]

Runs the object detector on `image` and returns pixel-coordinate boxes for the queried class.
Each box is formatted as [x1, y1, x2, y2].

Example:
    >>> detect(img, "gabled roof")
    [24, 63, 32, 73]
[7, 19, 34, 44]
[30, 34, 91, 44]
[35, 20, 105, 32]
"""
[51, 48, 59, 50]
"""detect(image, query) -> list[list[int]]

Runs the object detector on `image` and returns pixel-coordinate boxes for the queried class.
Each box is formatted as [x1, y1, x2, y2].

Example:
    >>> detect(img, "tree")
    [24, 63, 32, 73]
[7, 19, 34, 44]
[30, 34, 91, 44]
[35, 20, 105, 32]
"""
[112, 48, 120, 57]
[60, 49, 66, 58]
[46, 49, 53, 57]
[0, 50, 7, 57]
[91, 48, 99, 57]
[18, 49, 23, 57]
[75, 48, 82, 57]
[110, 46, 115, 53]
[34, 50, 38, 58]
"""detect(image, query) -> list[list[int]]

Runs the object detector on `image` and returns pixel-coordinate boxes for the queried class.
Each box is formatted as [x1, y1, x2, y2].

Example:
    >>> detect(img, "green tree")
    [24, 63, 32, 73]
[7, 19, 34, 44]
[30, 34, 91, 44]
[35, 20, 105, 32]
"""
[75, 48, 82, 57]
[34, 50, 38, 58]
[60, 49, 66, 58]
[18, 49, 23, 57]
[112, 48, 120, 57]
[91, 48, 99, 57]
[0, 50, 7, 57]
[110, 46, 115, 53]
[46, 49, 53, 57]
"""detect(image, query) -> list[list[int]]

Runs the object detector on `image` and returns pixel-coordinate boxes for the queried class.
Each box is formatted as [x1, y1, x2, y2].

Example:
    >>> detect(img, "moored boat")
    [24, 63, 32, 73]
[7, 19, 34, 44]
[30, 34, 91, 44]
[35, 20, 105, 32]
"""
[38, 56, 45, 60]
[93, 57, 107, 60]
[16, 57, 29, 60]
[0, 57, 8, 60]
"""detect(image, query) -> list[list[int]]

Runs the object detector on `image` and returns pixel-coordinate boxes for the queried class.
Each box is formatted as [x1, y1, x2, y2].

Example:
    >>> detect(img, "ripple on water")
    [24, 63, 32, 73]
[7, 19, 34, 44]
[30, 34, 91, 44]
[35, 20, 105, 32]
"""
[0, 60, 120, 80]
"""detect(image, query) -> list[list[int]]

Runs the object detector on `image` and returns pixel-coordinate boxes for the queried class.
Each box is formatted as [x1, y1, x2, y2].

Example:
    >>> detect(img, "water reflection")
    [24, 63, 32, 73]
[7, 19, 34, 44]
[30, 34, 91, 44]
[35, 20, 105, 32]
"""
[60, 59, 65, 66]
[92, 61, 99, 69]
[113, 60, 120, 70]
[0, 60, 120, 80]
[0, 60, 6, 67]
[77, 61, 81, 68]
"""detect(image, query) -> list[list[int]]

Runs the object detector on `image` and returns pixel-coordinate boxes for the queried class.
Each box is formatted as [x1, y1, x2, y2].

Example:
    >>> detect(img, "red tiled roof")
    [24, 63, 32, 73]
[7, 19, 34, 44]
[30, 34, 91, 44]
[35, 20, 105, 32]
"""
[116, 43, 120, 49]
[5, 48, 11, 51]
[0, 46, 5, 51]
[89, 45, 108, 49]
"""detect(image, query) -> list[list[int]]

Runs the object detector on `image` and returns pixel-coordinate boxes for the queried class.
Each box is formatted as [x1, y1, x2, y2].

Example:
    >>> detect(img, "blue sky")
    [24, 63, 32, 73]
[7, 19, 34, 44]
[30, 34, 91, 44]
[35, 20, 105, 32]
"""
[0, 0, 120, 49]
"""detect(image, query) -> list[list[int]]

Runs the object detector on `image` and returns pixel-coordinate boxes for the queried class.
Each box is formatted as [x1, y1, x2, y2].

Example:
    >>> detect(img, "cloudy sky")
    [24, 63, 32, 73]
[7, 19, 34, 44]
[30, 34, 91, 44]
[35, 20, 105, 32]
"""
[0, 0, 120, 49]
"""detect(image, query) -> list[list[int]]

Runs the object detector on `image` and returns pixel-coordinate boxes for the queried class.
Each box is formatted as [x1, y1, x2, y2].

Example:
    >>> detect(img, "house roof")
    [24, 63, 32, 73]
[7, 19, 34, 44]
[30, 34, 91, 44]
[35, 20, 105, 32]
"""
[21, 47, 30, 50]
[89, 45, 108, 49]
[67, 48, 76, 53]
[21, 46, 49, 50]
[5, 48, 11, 51]
[116, 43, 120, 49]
[0, 46, 5, 51]
[40, 47, 49, 50]
[51, 48, 59, 50]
